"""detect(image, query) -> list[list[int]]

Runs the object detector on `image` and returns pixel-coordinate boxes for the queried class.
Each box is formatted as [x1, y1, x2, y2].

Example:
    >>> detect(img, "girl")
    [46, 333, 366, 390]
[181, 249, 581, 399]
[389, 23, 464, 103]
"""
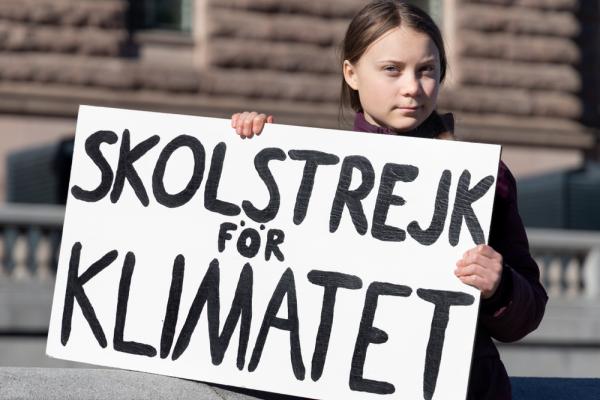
[231, 1, 547, 399]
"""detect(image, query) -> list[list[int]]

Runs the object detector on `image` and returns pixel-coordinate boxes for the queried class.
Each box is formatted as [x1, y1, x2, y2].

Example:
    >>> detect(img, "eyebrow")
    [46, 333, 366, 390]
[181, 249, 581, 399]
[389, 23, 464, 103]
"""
[376, 57, 437, 64]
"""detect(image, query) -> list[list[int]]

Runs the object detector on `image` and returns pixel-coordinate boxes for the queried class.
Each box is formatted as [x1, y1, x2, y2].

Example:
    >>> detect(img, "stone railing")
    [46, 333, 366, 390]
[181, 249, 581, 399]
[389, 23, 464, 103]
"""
[1, 204, 600, 378]
[527, 228, 600, 300]
[0, 204, 63, 337]
[1, 205, 600, 293]
[496, 229, 600, 378]
[0, 203, 64, 280]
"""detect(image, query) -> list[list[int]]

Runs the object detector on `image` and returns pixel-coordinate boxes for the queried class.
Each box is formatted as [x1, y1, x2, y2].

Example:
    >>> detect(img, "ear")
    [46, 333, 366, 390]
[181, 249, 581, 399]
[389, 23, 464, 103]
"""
[343, 60, 359, 90]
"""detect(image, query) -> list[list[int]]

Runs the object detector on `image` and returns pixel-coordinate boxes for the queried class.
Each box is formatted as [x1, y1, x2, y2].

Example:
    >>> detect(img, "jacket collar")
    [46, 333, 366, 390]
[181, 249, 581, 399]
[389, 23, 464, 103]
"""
[352, 111, 439, 139]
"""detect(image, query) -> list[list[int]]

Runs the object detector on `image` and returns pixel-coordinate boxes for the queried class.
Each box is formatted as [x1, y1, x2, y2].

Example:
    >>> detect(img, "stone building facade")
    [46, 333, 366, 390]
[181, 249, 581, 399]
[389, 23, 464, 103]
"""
[0, 0, 598, 200]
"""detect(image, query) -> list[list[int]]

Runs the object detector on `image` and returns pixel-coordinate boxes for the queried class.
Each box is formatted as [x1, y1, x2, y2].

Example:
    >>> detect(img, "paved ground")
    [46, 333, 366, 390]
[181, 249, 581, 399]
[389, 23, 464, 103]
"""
[2, 368, 600, 400]
[0, 368, 261, 400]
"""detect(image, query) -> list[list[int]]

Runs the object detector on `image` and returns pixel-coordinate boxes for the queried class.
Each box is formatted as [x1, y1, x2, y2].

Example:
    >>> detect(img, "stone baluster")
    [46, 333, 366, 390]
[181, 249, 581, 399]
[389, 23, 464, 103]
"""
[2, 227, 18, 276]
[12, 230, 29, 280]
[26, 226, 42, 276]
[583, 246, 600, 300]
[547, 255, 563, 298]
[49, 229, 62, 273]
[36, 229, 54, 281]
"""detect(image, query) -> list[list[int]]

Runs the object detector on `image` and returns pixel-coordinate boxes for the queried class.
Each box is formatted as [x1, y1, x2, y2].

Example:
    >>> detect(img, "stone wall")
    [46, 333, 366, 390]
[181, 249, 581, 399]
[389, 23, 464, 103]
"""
[0, 0, 130, 85]
[0, 0, 596, 188]
[444, 0, 595, 148]
[0, 0, 350, 129]
[577, 1, 600, 132]
[0, 0, 127, 54]
[0, 0, 202, 94]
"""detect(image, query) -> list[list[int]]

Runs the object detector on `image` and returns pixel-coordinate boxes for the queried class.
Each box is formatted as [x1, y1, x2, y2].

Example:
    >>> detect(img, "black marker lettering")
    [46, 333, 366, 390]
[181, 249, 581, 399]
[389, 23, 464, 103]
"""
[205, 142, 241, 216]
[153, 135, 205, 208]
[408, 170, 452, 245]
[71, 131, 118, 202]
[288, 150, 339, 225]
[449, 170, 495, 246]
[264, 229, 285, 262]
[218, 222, 238, 252]
[113, 252, 157, 357]
[350, 282, 411, 394]
[371, 164, 419, 242]
[160, 254, 185, 359]
[417, 289, 475, 400]
[330, 156, 375, 235]
[308, 270, 362, 381]
[236, 228, 261, 258]
[248, 268, 305, 380]
[61, 242, 117, 348]
[172, 260, 253, 371]
[110, 130, 160, 206]
[242, 148, 286, 223]
[214, 263, 253, 369]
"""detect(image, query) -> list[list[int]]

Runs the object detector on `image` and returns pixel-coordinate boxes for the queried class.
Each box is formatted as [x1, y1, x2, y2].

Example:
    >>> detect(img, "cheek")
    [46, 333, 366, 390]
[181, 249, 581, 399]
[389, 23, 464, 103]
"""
[423, 79, 440, 101]
[358, 81, 391, 111]
[360, 76, 389, 99]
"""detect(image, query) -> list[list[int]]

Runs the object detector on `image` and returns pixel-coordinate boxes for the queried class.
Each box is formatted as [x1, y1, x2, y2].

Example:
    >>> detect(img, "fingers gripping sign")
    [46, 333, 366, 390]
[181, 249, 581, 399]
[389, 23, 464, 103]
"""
[454, 244, 503, 299]
[231, 111, 274, 139]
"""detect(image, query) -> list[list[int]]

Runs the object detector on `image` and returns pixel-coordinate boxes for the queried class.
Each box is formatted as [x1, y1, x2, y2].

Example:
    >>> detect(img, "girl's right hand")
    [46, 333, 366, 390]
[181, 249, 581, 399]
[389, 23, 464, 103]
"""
[231, 111, 274, 139]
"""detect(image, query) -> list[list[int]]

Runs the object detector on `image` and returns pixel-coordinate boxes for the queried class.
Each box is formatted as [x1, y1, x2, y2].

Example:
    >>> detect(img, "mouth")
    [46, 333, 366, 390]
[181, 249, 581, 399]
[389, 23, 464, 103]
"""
[394, 106, 422, 114]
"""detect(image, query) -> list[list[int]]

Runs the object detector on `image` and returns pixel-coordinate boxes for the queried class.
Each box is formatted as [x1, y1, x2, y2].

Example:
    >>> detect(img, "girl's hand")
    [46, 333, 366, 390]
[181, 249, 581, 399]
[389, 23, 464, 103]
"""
[455, 244, 503, 299]
[231, 111, 274, 139]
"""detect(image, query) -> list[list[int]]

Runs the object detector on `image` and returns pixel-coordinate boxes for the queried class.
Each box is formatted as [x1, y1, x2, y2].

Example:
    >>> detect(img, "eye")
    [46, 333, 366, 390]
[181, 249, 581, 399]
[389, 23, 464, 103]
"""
[383, 65, 400, 74]
[420, 64, 436, 74]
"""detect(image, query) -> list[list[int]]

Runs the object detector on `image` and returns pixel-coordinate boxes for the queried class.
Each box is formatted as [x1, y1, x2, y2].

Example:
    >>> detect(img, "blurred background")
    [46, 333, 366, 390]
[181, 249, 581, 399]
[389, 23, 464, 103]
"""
[0, 0, 599, 380]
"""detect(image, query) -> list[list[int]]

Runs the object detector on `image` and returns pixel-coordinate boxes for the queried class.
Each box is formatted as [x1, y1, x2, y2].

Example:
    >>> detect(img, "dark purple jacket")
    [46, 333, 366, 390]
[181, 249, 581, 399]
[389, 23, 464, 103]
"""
[353, 112, 548, 400]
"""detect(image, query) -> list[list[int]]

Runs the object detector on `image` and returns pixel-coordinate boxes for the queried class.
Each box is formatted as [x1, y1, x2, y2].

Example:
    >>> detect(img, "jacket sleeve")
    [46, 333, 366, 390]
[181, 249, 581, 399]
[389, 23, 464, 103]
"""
[478, 161, 548, 343]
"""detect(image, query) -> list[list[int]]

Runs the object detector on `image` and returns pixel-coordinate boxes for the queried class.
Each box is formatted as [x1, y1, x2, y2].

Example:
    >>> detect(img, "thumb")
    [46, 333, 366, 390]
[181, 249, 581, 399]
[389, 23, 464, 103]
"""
[266, 115, 274, 124]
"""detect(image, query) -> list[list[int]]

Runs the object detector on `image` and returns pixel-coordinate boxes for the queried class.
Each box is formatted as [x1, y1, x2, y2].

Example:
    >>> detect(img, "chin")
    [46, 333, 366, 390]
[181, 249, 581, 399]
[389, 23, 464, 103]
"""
[388, 117, 422, 133]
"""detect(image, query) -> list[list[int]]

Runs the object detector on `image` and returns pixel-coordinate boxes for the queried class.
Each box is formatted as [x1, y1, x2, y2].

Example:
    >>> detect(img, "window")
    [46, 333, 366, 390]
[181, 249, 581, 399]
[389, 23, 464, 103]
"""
[129, 0, 193, 32]
[405, 0, 443, 27]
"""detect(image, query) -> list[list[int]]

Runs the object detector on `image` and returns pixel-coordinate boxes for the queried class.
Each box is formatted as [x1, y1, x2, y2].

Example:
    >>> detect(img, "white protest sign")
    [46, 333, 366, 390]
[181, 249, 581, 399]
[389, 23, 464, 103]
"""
[47, 105, 501, 400]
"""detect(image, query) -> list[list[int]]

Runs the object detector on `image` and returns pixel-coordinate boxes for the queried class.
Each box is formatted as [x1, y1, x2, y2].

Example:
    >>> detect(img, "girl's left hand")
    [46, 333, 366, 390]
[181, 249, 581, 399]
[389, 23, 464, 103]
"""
[455, 244, 503, 299]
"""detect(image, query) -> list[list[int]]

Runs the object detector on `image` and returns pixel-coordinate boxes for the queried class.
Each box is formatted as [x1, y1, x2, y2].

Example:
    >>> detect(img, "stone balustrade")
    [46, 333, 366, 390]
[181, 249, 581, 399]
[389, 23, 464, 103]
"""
[1, 204, 600, 378]
[2, 205, 600, 300]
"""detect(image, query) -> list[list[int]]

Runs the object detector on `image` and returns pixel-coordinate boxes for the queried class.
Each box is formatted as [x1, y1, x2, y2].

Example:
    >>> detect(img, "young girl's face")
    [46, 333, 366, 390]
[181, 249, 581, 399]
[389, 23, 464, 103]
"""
[343, 25, 441, 133]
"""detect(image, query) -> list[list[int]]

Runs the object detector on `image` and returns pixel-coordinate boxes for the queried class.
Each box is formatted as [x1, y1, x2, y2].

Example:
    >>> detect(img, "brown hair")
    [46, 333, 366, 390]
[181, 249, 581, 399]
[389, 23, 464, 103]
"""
[339, 0, 451, 138]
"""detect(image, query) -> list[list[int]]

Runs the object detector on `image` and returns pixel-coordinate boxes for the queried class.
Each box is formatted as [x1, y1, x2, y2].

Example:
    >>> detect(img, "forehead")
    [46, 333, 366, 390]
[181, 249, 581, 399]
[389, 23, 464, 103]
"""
[361, 25, 439, 62]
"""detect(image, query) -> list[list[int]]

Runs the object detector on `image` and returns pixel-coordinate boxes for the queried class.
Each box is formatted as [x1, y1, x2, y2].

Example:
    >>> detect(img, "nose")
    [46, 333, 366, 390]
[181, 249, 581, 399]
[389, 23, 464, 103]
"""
[400, 71, 421, 97]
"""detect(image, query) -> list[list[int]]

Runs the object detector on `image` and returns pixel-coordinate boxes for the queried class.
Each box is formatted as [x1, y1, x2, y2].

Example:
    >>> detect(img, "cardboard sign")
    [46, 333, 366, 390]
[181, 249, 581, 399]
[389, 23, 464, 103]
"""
[47, 106, 501, 400]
